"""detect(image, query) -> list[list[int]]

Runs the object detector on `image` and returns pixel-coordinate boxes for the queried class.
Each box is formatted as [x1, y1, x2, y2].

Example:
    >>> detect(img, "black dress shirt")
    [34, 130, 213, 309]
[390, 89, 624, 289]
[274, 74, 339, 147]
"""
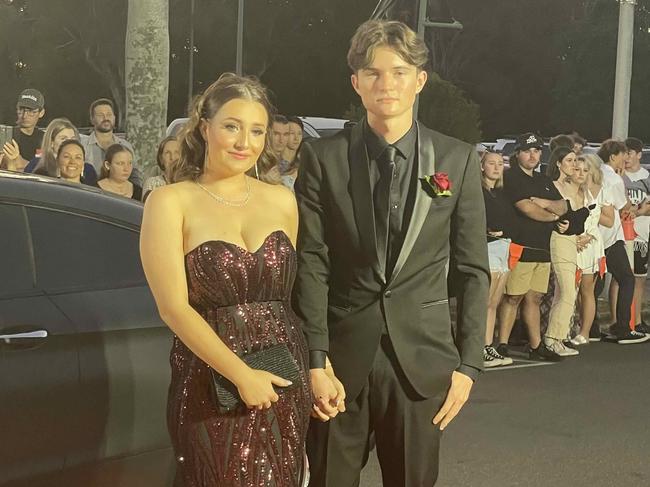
[364, 120, 418, 277]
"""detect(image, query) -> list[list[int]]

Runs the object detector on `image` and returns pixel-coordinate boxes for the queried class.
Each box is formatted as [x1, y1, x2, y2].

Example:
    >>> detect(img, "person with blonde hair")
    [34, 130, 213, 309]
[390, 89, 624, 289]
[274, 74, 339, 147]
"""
[571, 154, 613, 344]
[481, 151, 516, 367]
[140, 73, 313, 486]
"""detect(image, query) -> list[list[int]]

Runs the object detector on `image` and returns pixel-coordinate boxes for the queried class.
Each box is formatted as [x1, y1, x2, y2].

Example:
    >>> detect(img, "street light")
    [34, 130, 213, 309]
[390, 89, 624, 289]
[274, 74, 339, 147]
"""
[612, 0, 637, 139]
[236, 0, 244, 75]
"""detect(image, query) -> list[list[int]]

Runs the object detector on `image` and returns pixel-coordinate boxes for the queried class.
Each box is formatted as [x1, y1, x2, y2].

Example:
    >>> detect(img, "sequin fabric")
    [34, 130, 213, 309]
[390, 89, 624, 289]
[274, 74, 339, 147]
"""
[169, 230, 311, 487]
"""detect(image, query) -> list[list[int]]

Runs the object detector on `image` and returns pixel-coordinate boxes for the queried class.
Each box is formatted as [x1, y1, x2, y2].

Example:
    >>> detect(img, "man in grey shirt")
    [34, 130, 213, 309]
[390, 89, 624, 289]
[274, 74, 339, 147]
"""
[81, 98, 142, 186]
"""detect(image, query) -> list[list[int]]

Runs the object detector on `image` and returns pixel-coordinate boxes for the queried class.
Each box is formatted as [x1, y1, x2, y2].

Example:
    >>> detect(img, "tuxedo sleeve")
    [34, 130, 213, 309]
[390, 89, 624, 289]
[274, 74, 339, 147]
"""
[449, 148, 490, 375]
[292, 141, 331, 356]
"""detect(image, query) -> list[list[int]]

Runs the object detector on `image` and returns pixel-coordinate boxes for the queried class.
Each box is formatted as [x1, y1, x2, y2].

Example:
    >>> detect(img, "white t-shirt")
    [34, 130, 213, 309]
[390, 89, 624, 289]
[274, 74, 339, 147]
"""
[600, 164, 627, 249]
[624, 166, 650, 246]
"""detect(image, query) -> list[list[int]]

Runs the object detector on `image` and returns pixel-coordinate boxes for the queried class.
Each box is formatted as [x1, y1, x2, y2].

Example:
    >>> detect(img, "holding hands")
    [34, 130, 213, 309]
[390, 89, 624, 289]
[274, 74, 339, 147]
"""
[310, 361, 346, 421]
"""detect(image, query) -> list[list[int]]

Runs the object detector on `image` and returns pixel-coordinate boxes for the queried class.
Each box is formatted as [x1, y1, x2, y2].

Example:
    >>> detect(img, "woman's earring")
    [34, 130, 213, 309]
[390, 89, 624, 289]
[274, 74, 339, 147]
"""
[255, 162, 260, 180]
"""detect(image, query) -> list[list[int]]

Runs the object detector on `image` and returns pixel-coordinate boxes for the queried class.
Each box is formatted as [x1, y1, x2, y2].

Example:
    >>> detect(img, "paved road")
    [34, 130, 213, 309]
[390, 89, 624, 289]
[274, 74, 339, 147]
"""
[359, 342, 650, 487]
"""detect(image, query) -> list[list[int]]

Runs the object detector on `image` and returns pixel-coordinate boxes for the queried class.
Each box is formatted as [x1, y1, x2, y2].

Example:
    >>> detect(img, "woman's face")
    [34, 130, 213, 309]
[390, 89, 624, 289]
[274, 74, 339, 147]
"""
[202, 98, 268, 178]
[557, 152, 576, 178]
[287, 122, 303, 151]
[52, 128, 76, 156]
[105, 150, 133, 182]
[481, 153, 504, 182]
[573, 160, 588, 185]
[57, 144, 84, 181]
[160, 139, 181, 171]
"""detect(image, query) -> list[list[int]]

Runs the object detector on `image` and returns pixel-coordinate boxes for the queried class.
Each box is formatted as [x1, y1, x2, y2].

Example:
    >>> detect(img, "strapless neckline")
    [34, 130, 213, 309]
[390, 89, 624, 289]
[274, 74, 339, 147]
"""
[184, 229, 293, 258]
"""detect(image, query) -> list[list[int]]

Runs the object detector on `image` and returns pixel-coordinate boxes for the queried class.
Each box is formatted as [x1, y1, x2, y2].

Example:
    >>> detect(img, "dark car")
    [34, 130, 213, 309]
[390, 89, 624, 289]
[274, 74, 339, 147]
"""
[0, 171, 174, 486]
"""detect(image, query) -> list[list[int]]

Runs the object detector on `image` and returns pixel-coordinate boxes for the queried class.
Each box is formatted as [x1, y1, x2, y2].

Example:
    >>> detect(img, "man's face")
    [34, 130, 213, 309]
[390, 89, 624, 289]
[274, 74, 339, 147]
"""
[16, 105, 44, 129]
[517, 148, 542, 171]
[287, 122, 303, 151]
[92, 104, 116, 133]
[625, 149, 642, 170]
[351, 45, 427, 122]
[271, 122, 290, 154]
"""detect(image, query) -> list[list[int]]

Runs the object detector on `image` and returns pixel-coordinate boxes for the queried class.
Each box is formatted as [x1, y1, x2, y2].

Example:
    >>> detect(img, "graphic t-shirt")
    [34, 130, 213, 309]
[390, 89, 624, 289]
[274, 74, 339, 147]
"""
[624, 167, 650, 251]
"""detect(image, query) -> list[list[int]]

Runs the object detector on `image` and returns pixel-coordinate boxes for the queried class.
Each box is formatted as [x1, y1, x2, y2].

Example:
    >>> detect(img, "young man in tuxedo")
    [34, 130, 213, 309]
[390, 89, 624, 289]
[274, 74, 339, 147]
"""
[293, 19, 489, 486]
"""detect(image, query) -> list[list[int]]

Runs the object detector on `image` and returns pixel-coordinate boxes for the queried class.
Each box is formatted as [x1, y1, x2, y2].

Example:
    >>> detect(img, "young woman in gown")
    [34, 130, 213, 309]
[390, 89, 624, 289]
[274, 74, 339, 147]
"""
[140, 73, 312, 487]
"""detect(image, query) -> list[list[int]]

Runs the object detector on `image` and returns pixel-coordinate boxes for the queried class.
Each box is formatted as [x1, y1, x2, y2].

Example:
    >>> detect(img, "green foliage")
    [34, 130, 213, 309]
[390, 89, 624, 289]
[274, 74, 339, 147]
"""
[418, 72, 482, 144]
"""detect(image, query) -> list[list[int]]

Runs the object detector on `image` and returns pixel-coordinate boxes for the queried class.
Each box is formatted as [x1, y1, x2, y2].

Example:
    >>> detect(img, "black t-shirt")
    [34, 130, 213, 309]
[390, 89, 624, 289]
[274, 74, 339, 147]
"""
[13, 127, 43, 161]
[503, 164, 563, 262]
[483, 187, 519, 243]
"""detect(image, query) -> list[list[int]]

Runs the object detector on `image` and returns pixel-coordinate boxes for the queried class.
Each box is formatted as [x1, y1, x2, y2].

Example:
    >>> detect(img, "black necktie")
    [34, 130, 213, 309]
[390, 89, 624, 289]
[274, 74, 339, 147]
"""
[375, 145, 397, 274]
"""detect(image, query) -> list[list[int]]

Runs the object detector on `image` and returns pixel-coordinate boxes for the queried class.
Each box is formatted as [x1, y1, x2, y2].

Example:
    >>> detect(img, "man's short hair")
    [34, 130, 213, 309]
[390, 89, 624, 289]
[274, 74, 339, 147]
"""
[287, 116, 304, 130]
[549, 134, 574, 153]
[89, 98, 115, 119]
[625, 137, 643, 153]
[347, 20, 429, 72]
[571, 132, 586, 146]
[272, 114, 289, 125]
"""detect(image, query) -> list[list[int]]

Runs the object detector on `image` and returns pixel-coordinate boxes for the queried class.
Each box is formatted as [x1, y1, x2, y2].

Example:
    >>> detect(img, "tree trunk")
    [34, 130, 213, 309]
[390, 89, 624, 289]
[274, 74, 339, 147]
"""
[125, 0, 169, 177]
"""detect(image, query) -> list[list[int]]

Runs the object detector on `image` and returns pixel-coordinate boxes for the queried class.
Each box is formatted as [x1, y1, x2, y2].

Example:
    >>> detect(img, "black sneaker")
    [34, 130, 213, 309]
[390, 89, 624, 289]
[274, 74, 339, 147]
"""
[529, 343, 563, 362]
[496, 343, 510, 357]
[635, 322, 650, 334]
[616, 330, 650, 345]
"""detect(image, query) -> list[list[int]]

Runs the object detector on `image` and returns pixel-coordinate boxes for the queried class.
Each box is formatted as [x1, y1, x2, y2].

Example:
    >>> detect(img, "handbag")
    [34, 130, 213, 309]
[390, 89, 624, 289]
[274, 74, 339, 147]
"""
[211, 342, 301, 412]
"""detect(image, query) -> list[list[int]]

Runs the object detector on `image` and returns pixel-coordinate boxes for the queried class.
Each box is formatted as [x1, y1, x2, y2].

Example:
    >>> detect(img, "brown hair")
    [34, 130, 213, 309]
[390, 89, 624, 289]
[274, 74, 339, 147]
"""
[171, 73, 278, 184]
[99, 144, 133, 180]
[597, 139, 627, 165]
[347, 20, 429, 72]
[156, 135, 179, 171]
[34, 117, 80, 177]
[546, 146, 575, 181]
[480, 151, 504, 190]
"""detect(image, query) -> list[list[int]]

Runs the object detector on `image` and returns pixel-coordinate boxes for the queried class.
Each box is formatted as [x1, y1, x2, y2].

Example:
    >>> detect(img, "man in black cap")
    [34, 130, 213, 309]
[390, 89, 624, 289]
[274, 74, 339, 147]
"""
[497, 133, 567, 361]
[1, 89, 45, 171]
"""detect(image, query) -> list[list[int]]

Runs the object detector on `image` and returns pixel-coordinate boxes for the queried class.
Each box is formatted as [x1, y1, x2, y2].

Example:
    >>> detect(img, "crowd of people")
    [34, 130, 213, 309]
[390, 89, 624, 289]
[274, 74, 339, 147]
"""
[0, 89, 306, 202]
[481, 132, 650, 368]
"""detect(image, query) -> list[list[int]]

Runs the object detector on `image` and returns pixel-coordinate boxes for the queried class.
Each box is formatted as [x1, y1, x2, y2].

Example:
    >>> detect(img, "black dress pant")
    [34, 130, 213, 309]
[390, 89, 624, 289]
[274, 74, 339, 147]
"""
[307, 335, 445, 487]
[605, 240, 635, 335]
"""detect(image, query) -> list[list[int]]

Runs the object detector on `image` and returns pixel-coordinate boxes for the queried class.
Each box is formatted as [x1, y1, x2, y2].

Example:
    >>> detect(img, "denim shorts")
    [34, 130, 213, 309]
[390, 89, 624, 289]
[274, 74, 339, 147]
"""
[488, 239, 510, 273]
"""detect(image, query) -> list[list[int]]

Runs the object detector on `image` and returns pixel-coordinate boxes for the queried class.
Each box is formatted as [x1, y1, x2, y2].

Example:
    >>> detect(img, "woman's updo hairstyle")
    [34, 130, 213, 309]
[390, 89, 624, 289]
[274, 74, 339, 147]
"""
[171, 72, 278, 183]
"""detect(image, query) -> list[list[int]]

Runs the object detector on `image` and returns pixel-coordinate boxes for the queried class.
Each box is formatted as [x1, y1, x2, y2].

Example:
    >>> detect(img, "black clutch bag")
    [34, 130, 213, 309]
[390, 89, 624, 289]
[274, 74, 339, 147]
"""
[211, 342, 301, 412]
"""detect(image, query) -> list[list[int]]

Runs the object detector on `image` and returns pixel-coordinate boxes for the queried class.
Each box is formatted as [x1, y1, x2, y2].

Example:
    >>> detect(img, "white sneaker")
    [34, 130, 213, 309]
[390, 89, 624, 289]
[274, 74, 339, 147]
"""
[484, 345, 513, 366]
[570, 335, 588, 346]
[545, 337, 579, 356]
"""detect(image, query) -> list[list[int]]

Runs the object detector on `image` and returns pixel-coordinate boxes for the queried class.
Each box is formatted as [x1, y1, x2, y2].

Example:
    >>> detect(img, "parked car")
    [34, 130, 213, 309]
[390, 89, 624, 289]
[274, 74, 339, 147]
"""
[166, 116, 348, 139]
[0, 171, 174, 486]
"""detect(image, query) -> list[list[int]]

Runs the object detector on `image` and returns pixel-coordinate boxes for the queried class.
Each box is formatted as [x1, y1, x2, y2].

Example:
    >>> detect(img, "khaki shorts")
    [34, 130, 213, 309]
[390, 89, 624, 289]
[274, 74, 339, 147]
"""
[505, 261, 551, 295]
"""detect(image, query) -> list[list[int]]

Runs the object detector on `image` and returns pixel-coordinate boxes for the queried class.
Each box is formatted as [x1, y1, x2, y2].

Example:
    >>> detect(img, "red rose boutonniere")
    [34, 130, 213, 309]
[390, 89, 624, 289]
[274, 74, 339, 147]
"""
[421, 172, 452, 197]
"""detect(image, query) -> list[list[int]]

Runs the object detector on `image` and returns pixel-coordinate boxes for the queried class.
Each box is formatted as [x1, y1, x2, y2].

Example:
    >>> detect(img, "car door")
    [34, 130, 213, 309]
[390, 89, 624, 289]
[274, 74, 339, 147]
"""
[0, 203, 80, 485]
[24, 206, 174, 486]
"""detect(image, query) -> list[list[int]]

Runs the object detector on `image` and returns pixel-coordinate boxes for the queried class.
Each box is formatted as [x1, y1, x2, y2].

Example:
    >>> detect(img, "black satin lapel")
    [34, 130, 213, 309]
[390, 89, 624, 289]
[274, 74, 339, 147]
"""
[388, 122, 435, 285]
[349, 121, 384, 281]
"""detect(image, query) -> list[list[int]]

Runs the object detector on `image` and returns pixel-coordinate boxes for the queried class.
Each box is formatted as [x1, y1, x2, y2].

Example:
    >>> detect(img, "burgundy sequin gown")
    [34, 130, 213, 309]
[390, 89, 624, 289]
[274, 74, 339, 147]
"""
[169, 230, 311, 486]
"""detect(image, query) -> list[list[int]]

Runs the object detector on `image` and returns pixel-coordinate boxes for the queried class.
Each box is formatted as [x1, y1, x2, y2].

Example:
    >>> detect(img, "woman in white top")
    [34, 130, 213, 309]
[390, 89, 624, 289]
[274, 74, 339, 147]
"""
[571, 154, 613, 344]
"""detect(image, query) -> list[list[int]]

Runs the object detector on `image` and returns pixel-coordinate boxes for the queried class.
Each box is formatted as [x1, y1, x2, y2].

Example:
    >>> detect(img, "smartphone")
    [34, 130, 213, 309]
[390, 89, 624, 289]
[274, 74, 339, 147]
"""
[0, 125, 14, 151]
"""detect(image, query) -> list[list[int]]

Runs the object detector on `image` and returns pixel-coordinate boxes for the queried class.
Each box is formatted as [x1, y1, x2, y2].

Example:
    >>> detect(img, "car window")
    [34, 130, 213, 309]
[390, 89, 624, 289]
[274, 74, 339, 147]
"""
[0, 204, 35, 297]
[27, 207, 145, 293]
[316, 128, 343, 138]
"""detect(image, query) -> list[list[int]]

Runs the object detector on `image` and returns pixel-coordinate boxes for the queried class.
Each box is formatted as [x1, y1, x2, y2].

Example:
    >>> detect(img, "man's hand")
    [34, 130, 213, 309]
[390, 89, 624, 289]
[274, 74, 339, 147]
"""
[433, 371, 473, 431]
[310, 365, 346, 421]
[2, 139, 21, 171]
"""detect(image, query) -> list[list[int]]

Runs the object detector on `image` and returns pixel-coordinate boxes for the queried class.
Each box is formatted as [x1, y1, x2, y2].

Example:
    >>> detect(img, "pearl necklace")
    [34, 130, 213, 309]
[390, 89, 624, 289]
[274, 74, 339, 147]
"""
[196, 178, 251, 207]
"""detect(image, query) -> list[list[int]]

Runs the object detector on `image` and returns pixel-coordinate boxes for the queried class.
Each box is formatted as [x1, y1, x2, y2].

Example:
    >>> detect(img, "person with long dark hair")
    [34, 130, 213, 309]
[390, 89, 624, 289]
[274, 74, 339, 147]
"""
[140, 73, 313, 486]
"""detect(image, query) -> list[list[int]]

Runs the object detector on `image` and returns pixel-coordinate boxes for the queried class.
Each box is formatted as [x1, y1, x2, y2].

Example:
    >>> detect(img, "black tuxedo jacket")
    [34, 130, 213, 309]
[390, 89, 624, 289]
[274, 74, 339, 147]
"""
[293, 120, 489, 401]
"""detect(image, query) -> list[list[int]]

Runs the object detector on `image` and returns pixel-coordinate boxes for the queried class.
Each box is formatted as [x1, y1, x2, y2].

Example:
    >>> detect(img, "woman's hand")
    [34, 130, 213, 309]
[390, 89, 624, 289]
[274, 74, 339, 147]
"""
[576, 234, 593, 252]
[488, 230, 504, 237]
[235, 368, 293, 410]
[556, 220, 569, 234]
